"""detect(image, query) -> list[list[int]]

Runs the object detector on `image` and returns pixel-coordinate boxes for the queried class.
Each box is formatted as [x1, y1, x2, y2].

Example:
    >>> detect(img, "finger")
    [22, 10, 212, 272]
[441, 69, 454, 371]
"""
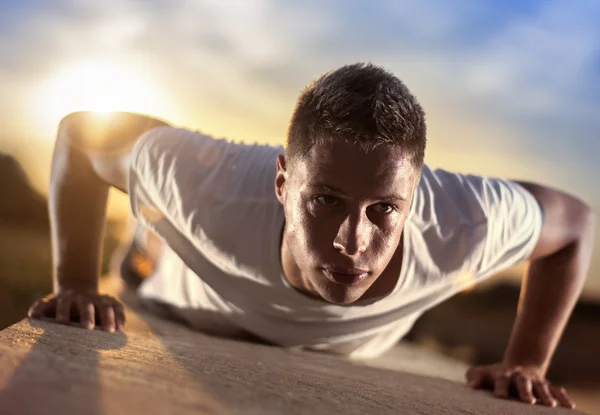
[28, 295, 56, 318]
[493, 371, 512, 399]
[113, 302, 126, 332]
[28, 299, 46, 318]
[514, 373, 536, 405]
[533, 381, 557, 407]
[97, 298, 116, 332]
[56, 296, 73, 324]
[76, 298, 95, 330]
[549, 385, 575, 409]
[465, 367, 486, 389]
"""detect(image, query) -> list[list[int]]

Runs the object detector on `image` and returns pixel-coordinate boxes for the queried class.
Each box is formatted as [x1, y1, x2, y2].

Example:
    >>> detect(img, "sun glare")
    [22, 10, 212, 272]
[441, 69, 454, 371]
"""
[32, 60, 174, 136]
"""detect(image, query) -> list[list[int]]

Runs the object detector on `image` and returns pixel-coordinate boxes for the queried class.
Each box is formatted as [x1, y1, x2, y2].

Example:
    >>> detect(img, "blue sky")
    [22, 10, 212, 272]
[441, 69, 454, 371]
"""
[1, 0, 599, 294]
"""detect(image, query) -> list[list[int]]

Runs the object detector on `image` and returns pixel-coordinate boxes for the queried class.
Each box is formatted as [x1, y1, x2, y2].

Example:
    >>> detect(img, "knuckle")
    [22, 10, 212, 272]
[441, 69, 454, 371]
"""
[533, 380, 545, 389]
[514, 373, 527, 382]
[61, 290, 74, 298]
[58, 295, 71, 305]
[80, 305, 92, 316]
[98, 296, 111, 305]
[499, 373, 511, 381]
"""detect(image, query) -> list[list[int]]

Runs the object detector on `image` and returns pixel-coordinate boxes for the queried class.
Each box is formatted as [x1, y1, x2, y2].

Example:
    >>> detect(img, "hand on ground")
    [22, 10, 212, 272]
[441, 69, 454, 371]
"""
[466, 362, 575, 409]
[28, 289, 125, 333]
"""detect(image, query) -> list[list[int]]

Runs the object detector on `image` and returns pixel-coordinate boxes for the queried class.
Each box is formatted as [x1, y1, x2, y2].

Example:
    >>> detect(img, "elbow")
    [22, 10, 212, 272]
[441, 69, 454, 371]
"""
[554, 193, 596, 248]
[57, 111, 111, 152]
[585, 205, 596, 237]
[57, 112, 87, 148]
[58, 111, 88, 130]
[574, 201, 596, 245]
[579, 199, 595, 228]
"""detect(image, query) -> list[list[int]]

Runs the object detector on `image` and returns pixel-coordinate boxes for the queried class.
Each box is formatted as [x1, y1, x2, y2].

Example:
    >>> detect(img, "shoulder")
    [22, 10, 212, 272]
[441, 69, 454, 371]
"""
[134, 125, 282, 169]
[131, 126, 283, 221]
[60, 111, 169, 153]
[129, 129, 285, 277]
[404, 166, 543, 275]
[410, 165, 537, 228]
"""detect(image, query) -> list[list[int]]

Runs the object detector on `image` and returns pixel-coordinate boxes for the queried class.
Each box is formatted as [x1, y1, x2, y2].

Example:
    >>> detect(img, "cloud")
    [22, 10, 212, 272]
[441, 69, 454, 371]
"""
[2, 0, 599, 176]
[1, 0, 599, 289]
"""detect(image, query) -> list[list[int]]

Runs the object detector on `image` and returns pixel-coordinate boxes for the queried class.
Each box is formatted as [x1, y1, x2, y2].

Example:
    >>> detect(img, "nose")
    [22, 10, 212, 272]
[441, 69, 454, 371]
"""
[333, 211, 369, 257]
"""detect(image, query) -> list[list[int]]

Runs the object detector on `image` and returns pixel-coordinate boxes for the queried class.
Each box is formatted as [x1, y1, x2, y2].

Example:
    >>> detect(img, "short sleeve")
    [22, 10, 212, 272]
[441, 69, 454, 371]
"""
[407, 167, 544, 288]
[472, 177, 544, 278]
[127, 126, 230, 235]
[127, 125, 285, 286]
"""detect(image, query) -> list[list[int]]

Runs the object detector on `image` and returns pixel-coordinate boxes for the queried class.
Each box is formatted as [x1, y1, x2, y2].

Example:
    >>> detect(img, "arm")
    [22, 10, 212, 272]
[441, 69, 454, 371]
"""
[29, 111, 169, 331]
[467, 180, 596, 408]
[503, 181, 595, 397]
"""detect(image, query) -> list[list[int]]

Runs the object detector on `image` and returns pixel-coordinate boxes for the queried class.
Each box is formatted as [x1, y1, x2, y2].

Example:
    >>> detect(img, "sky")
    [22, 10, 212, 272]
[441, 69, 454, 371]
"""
[0, 0, 599, 296]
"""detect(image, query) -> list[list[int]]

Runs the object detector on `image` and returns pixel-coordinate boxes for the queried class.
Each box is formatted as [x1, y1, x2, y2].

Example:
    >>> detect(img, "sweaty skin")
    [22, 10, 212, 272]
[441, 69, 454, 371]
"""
[275, 140, 420, 305]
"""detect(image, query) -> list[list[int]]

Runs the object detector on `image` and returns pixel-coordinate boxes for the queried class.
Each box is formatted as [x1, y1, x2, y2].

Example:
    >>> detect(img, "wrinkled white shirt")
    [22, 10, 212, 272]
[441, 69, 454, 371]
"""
[128, 126, 543, 359]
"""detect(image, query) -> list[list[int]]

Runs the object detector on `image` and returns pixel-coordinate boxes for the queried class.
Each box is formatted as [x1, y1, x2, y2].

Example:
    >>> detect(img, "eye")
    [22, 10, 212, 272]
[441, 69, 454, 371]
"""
[371, 203, 396, 214]
[315, 195, 339, 206]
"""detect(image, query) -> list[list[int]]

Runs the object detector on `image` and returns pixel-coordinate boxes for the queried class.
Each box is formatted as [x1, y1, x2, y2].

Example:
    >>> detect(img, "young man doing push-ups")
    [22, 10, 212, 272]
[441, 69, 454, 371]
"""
[29, 63, 595, 409]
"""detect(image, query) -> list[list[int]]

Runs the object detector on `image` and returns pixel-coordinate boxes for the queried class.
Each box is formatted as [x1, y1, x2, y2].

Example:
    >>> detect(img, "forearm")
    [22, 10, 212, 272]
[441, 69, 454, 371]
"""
[49, 128, 109, 293]
[48, 111, 171, 293]
[503, 222, 596, 374]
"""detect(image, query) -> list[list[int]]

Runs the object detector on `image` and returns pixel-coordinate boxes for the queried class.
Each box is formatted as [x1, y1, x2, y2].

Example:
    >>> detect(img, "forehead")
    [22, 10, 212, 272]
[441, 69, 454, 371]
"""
[293, 140, 417, 198]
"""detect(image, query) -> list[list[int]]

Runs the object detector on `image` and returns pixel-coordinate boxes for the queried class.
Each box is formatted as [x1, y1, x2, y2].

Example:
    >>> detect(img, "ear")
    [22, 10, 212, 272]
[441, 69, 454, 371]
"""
[275, 154, 288, 204]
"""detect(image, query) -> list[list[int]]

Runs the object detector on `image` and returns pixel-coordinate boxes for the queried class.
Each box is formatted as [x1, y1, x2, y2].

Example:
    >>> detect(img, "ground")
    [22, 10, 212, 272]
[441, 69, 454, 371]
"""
[0, 276, 588, 415]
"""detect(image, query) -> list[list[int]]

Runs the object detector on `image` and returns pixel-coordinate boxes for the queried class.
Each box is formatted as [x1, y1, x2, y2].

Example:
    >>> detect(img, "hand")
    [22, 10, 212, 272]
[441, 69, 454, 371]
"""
[466, 362, 575, 409]
[28, 289, 126, 333]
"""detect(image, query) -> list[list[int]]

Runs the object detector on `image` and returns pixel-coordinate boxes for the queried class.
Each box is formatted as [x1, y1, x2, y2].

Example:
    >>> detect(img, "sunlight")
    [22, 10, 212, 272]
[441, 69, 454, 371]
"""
[31, 60, 174, 137]
[455, 271, 477, 293]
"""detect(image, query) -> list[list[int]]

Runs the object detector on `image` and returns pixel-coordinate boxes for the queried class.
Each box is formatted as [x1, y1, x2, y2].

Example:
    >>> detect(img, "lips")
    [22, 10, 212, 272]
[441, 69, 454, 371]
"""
[323, 268, 368, 285]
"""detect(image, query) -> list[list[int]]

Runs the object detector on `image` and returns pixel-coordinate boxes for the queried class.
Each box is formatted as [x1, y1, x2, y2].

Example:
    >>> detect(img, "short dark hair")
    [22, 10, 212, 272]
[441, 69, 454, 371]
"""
[286, 63, 427, 168]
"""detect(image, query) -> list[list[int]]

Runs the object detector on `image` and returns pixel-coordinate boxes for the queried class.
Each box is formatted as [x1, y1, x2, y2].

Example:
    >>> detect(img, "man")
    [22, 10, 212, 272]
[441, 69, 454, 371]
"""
[28, 63, 595, 409]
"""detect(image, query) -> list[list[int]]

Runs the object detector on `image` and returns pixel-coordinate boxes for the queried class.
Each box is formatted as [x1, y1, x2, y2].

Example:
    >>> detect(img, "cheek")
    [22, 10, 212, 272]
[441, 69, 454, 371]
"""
[299, 206, 329, 247]
[290, 200, 335, 252]
[372, 218, 406, 256]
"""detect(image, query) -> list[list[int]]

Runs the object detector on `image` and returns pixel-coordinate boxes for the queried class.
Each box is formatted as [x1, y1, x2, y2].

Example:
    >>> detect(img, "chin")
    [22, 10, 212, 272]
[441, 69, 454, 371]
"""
[315, 283, 364, 305]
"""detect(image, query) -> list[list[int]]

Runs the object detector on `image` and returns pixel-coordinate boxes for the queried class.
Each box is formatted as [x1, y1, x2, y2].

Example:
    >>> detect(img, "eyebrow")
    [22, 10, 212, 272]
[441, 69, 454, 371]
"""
[310, 183, 407, 202]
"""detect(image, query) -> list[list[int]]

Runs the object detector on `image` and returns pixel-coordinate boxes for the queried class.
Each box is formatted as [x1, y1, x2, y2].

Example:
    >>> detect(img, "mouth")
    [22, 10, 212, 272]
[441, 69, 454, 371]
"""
[322, 267, 369, 286]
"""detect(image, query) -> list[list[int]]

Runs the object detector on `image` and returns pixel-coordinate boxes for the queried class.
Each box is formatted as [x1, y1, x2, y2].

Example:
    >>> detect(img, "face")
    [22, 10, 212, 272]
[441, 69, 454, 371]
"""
[275, 140, 420, 304]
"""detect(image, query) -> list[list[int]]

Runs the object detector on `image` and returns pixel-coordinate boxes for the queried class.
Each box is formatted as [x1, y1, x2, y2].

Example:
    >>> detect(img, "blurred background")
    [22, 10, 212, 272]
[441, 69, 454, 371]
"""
[0, 0, 598, 411]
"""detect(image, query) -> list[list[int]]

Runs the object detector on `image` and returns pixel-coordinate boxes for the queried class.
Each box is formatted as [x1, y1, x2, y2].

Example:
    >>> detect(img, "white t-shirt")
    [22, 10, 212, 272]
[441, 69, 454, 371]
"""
[128, 126, 543, 359]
